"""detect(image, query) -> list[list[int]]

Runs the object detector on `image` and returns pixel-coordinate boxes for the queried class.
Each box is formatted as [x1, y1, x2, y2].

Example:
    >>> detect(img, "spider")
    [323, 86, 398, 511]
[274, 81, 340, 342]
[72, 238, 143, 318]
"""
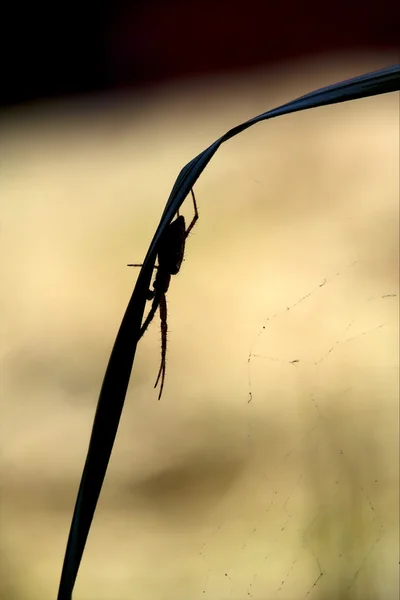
[128, 188, 199, 399]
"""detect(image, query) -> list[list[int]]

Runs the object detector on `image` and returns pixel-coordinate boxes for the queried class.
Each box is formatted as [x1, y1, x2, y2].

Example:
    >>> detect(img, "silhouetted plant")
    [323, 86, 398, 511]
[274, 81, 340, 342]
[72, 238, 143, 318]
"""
[57, 65, 400, 600]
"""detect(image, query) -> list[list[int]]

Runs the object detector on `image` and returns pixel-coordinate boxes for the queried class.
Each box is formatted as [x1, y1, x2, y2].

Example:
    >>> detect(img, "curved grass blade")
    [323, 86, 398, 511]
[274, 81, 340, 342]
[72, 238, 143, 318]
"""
[57, 64, 400, 600]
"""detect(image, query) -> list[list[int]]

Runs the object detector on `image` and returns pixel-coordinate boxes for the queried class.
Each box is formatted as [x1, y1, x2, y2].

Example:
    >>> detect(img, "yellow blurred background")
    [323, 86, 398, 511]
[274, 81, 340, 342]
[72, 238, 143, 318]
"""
[1, 53, 399, 600]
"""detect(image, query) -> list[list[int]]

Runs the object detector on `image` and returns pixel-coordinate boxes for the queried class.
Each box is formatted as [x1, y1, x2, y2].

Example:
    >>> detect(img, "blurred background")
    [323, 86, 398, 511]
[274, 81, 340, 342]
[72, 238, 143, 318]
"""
[1, 2, 399, 600]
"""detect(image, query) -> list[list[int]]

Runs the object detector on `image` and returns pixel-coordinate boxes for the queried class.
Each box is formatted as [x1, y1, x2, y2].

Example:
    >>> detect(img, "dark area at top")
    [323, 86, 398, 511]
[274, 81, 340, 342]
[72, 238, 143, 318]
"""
[1, 0, 398, 108]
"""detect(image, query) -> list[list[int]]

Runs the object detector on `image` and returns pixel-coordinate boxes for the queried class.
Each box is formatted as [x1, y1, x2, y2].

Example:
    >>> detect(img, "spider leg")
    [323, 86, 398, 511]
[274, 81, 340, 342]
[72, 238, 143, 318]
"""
[154, 292, 167, 400]
[127, 263, 159, 269]
[184, 189, 199, 238]
[127, 262, 161, 321]
[138, 293, 161, 339]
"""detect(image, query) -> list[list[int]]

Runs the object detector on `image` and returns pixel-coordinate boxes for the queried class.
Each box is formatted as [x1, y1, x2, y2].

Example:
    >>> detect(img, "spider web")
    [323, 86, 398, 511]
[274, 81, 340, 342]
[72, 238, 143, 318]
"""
[193, 258, 398, 600]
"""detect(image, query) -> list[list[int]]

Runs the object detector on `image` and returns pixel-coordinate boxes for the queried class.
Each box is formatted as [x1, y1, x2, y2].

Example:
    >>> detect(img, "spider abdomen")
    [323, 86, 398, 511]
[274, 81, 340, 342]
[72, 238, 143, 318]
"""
[157, 215, 186, 275]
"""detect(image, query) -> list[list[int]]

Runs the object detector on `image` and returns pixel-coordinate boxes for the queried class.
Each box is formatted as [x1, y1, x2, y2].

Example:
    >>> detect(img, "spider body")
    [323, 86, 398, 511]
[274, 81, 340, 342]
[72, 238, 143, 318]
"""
[157, 215, 186, 275]
[128, 189, 198, 399]
[145, 215, 186, 302]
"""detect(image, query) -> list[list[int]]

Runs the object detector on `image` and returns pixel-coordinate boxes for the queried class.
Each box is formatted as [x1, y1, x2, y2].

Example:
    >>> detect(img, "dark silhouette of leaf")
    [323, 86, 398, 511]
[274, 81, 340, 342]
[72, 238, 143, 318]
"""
[57, 64, 400, 600]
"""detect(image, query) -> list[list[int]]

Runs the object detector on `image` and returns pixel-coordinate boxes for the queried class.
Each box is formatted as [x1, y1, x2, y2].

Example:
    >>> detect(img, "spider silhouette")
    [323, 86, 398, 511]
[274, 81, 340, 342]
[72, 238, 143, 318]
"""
[128, 189, 198, 399]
